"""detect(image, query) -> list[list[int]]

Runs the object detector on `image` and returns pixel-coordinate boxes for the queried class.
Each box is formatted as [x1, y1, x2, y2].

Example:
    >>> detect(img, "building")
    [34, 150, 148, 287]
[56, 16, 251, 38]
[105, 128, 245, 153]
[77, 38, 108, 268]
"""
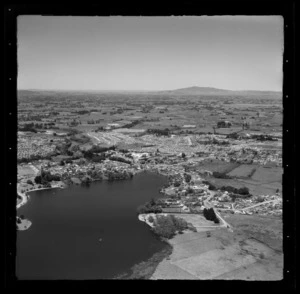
[182, 125, 196, 128]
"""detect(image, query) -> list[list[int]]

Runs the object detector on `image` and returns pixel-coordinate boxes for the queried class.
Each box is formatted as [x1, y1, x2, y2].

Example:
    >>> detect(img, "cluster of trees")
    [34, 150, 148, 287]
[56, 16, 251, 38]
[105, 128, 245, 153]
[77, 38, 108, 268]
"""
[55, 139, 72, 155]
[202, 180, 250, 197]
[211, 138, 230, 145]
[220, 186, 250, 195]
[173, 181, 181, 187]
[74, 110, 90, 115]
[69, 134, 91, 144]
[18, 123, 37, 133]
[86, 169, 103, 180]
[184, 173, 192, 183]
[34, 169, 61, 185]
[18, 153, 53, 163]
[137, 198, 162, 214]
[95, 126, 104, 132]
[89, 145, 116, 153]
[152, 215, 189, 239]
[69, 120, 80, 127]
[226, 133, 240, 140]
[60, 158, 73, 165]
[109, 156, 132, 164]
[186, 187, 194, 194]
[87, 119, 102, 124]
[107, 170, 133, 181]
[203, 208, 220, 224]
[82, 145, 117, 163]
[122, 120, 140, 129]
[81, 176, 92, 186]
[84, 151, 106, 162]
[26, 179, 34, 185]
[253, 134, 278, 141]
[212, 171, 231, 179]
[202, 180, 217, 191]
[146, 128, 170, 136]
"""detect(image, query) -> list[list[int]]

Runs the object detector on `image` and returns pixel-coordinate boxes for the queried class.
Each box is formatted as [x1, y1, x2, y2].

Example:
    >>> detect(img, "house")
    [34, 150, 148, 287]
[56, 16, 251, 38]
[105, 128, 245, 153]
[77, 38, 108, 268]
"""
[182, 125, 196, 128]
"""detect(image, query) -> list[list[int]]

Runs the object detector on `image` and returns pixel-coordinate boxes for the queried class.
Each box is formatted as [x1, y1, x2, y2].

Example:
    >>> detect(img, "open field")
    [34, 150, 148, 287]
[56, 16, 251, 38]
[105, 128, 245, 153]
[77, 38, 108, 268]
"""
[151, 215, 282, 280]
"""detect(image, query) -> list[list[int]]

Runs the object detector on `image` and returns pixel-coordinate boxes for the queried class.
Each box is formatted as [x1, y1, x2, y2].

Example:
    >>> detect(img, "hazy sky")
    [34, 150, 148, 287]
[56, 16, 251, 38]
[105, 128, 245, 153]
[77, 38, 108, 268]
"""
[17, 15, 283, 91]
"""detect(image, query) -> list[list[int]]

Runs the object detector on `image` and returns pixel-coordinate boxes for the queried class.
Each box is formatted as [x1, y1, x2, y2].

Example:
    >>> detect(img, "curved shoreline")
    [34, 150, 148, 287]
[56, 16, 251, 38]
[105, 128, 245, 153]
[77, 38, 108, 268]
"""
[17, 183, 66, 231]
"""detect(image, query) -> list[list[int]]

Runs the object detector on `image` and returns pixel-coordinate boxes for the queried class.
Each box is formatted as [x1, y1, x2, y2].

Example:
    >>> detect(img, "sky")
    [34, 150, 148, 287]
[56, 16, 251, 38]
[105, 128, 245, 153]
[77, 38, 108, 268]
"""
[17, 15, 283, 91]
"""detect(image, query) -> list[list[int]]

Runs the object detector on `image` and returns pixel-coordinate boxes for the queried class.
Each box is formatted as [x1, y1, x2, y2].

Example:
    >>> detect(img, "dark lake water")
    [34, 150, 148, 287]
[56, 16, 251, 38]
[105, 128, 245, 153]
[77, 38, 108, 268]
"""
[16, 171, 168, 280]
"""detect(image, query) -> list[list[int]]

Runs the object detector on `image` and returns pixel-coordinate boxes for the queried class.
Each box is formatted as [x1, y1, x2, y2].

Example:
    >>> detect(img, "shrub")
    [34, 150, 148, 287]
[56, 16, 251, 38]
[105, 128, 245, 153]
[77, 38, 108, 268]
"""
[152, 215, 189, 239]
[186, 187, 194, 194]
[256, 196, 265, 203]
[44, 182, 51, 188]
[203, 181, 217, 191]
[184, 173, 191, 183]
[148, 216, 154, 223]
[212, 171, 230, 179]
[137, 203, 162, 214]
[147, 128, 170, 136]
[27, 179, 34, 185]
[174, 181, 181, 187]
[34, 175, 42, 184]
[237, 187, 250, 195]
[81, 176, 92, 186]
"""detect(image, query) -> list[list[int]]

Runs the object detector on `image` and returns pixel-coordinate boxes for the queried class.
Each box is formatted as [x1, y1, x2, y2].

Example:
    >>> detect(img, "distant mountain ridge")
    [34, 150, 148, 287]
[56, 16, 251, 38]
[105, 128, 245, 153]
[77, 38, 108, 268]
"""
[18, 86, 282, 99]
[157, 86, 282, 96]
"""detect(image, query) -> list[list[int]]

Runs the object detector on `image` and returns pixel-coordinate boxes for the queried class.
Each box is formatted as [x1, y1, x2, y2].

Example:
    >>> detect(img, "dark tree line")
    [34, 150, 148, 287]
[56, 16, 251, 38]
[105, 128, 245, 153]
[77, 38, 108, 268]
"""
[203, 208, 220, 224]
[147, 128, 170, 136]
[34, 169, 61, 185]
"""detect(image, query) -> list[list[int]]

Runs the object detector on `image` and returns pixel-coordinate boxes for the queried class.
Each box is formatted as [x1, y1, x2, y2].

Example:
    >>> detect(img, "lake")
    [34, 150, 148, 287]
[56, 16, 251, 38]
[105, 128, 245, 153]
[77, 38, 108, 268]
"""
[16, 171, 168, 280]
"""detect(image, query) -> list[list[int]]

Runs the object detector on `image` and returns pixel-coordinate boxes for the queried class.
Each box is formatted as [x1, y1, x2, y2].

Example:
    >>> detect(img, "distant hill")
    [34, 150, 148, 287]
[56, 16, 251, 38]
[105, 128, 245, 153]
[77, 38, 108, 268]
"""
[157, 86, 282, 97]
[18, 87, 282, 99]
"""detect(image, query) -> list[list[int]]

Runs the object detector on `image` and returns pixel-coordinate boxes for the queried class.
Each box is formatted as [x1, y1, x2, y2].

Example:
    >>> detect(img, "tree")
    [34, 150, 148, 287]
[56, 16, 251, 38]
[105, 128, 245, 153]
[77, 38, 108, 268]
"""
[186, 187, 194, 194]
[174, 181, 181, 187]
[148, 216, 154, 223]
[34, 175, 42, 184]
[184, 173, 191, 183]
[44, 182, 51, 188]
[27, 179, 34, 185]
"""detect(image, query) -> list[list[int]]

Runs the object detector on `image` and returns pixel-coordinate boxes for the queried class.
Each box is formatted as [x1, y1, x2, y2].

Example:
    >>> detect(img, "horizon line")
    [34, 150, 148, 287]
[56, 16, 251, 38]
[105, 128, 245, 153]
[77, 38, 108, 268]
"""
[17, 87, 282, 93]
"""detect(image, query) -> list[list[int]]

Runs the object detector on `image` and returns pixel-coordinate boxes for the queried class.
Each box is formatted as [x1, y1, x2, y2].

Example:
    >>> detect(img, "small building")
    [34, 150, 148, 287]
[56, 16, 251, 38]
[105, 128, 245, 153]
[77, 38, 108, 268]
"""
[182, 125, 196, 129]
[217, 121, 232, 128]
[161, 207, 182, 213]
[107, 123, 120, 129]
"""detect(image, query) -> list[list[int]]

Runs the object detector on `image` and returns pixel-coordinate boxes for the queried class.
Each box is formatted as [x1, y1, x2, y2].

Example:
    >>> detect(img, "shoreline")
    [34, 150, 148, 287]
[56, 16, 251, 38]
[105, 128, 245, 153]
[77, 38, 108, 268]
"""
[16, 183, 66, 231]
[16, 168, 161, 232]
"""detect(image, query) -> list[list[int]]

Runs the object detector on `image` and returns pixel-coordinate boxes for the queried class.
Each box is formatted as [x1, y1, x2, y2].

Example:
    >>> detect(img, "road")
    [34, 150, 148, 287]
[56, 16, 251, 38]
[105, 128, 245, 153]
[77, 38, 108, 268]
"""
[240, 199, 281, 211]
[216, 199, 281, 215]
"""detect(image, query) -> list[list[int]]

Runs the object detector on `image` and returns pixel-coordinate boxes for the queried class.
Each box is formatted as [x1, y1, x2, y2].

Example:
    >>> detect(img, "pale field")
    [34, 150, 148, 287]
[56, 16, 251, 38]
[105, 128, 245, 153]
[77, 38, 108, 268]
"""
[151, 214, 283, 280]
